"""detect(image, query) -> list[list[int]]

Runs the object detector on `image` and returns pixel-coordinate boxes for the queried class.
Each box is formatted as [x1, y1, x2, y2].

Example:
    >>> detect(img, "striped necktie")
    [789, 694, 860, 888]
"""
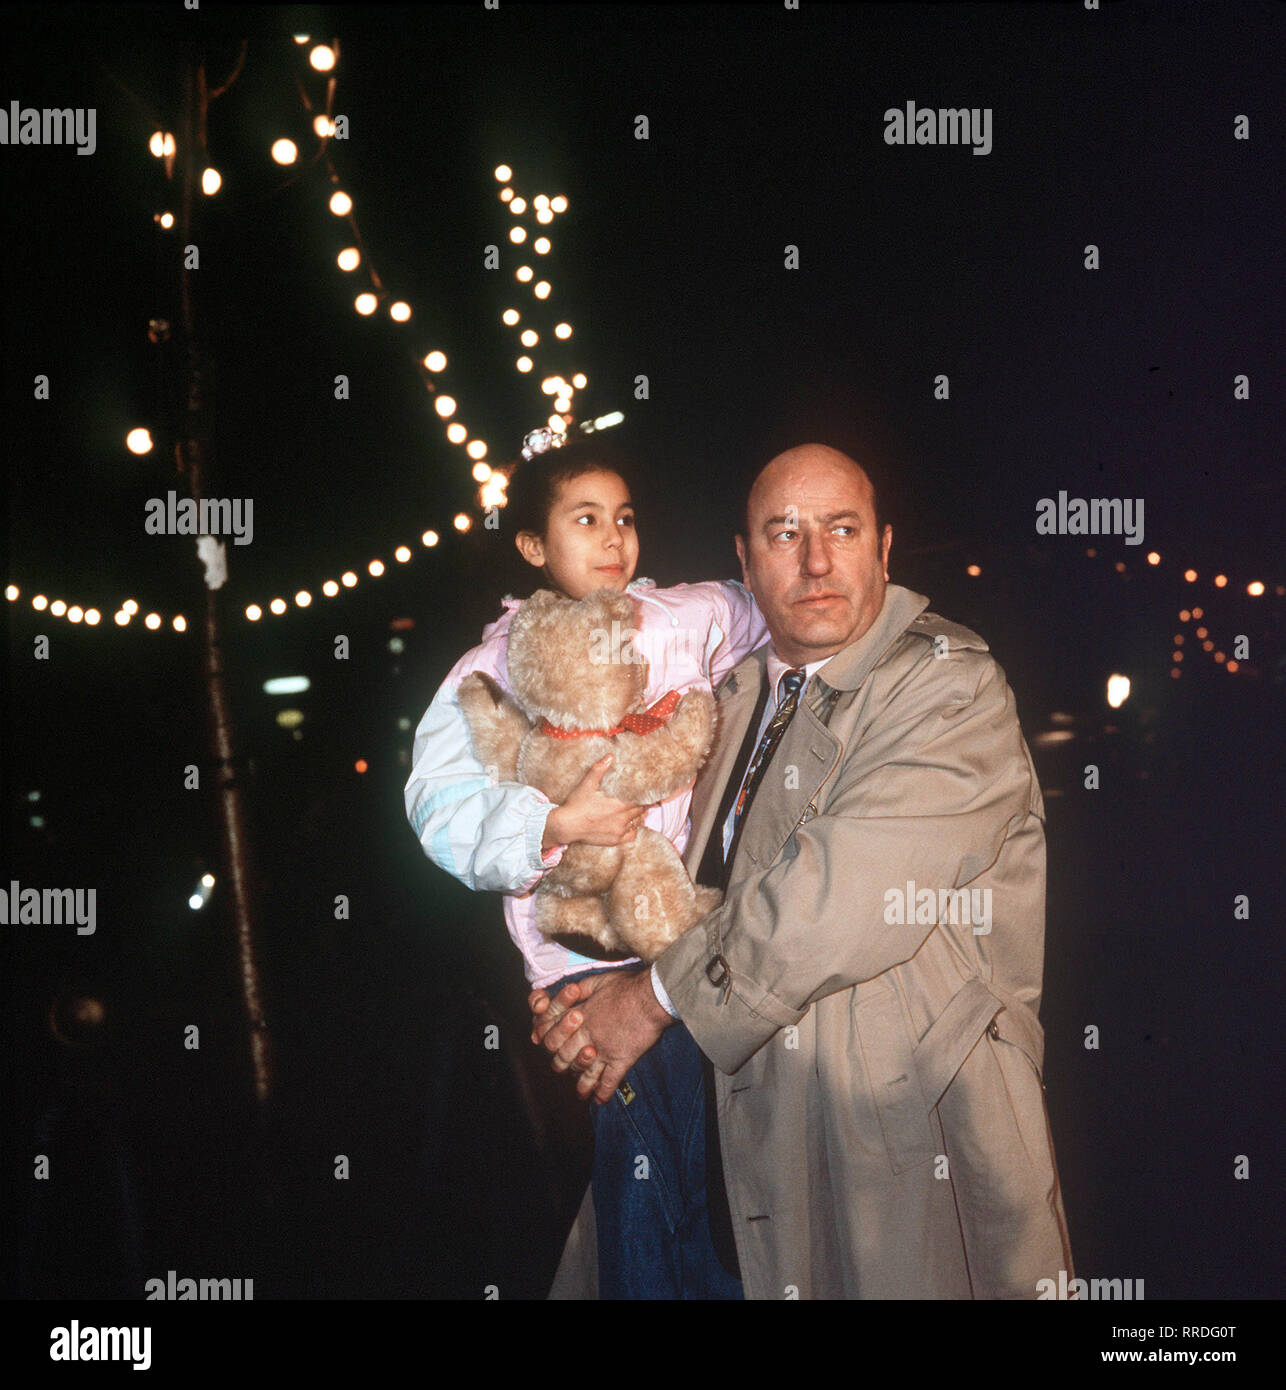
[728, 667, 805, 853]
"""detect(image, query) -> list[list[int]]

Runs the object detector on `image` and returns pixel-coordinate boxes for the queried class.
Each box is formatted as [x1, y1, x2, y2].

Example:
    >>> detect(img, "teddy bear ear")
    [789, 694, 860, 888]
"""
[525, 588, 561, 610]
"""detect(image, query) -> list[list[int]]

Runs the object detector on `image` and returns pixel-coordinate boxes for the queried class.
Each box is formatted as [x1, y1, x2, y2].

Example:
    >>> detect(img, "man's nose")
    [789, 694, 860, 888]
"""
[800, 529, 831, 574]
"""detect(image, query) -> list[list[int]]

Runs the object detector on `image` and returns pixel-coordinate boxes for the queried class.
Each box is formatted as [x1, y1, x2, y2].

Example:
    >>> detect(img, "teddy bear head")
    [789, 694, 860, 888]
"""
[504, 587, 647, 732]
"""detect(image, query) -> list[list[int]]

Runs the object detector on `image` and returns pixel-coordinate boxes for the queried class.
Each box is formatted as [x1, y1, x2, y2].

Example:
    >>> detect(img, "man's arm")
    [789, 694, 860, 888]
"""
[655, 652, 1039, 1074]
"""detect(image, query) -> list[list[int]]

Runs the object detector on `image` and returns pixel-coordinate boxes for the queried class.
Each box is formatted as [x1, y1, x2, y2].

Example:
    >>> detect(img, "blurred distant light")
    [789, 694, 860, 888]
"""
[8, 585, 19, 601]
[355, 293, 377, 315]
[1114, 561, 1126, 573]
[201, 167, 221, 195]
[550, 195, 568, 213]
[114, 610, 129, 626]
[502, 309, 519, 325]
[1184, 569, 1197, 583]
[1214, 651, 1226, 664]
[1033, 730, 1075, 748]
[499, 187, 513, 202]
[201, 873, 215, 887]
[341, 572, 358, 587]
[1170, 667, 1181, 679]
[157, 212, 175, 229]
[510, 226, 527, 244]
[322, 580, 339, 597]
[1191, 607, 1203, 619]
[534, 281, 551, 299]
[28, 789, 41, 801]
[1172, 651, 1183, 662]
[434, 395, 456, 418]
[30, 815, 45, 829]
[1247, 580, 1265, 596]
[295, 590, 312, 607]
[592, 411, 624, 430]
[395, 545, 412, 563]
[368, 559, 385, 577]
[264, 676, 310, 695]
[472, 462, 491, 482]
[510, 197, 527, 215]
[541, 377, 561, 396]
[516, 265, 533, 283]
[390, 301, 411, 322]
[123, 600, 139, 615]
[397, 716, 412, 731]
[189, 894, 204, 910]
[85, 609, 101, 625]
[1085, 547, 1097, 558]
[516, 356, 533, 373]
[424, 350, 447, 372]
[1195, 627, 1208, 639]
[149, 130, 165, 157]
[172, 615, 186, 632]
[276, 708, 305, 728]
[536, 207, 553, 225]
[271, 138, 298, 165]
[337, 247, 360, 271]
[966, 564, 981, 577]
[1174, 634, 1184, 646]
[246, 604, 262, 621]
[314, 115, 335, 138]
[520, 329, 538, 347]
[293, 34, 310, 44]
[494, 164, 512, 181]
[421, 530, 439, 547]
[1213, 575, 1227, 588]
[447, 422, 467, 443]
[354, 759, 368, 774]
[555, 323, 572, 340]
[1106, 674, 1130, 709]
[534, 194, 549, 210]
[50, 600, 67, 617]
[127, 428, 153, 455]
[329, 190, 352, 216]
[68, 606, 83, 623]
[1226, 660, 1239, 673]
[453, 514, 471, 532]
[388, 636, 405, 654]
[467, 439, 487, 460]
[309, 44, 336, 71]
[572, 372, 587, 388]
[269, 598, 287, 615]
[1202, 640, 1214, 652]
[1146, 552, 1160, 566]
[548, 413, 567, 431]
[535, 237, 551, 255]
[1179, 609, 1190, 622]
[554, 395, 572, 413]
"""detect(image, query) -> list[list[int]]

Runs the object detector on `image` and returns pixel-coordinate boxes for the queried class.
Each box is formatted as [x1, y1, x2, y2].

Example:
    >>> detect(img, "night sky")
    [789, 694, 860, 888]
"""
[3, 0, 1283, 1336]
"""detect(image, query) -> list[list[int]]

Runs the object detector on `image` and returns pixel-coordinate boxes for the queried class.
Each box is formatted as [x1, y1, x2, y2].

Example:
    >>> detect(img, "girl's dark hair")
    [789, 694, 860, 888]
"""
[504, 437, 638, 538]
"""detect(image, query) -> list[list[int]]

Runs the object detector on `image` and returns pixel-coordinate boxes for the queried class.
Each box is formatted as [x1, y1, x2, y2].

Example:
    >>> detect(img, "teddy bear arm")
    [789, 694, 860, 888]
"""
[456, 672, 530, 783]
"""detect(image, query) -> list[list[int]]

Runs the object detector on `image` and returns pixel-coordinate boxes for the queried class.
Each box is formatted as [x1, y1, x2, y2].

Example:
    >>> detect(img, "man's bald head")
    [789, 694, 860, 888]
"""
[739, 443, 885, 542]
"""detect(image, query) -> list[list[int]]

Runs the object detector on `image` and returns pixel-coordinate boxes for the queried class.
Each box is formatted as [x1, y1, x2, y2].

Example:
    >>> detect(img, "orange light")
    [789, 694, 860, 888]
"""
[1214, 575, 1227, 587]
[966, 564, 981, 577]
[1184, 569, 1197, 583]
[1202, 640, 1213, 652]
[354, 759, 368, 774]
[1226, 660, 1239, 673]
[1214, 651, 1225, 663]
[1192, 607, 1203, 619]
[1196, 627, 1207, 640]
[1170, 668, 1181, 679]
[1174, 635, 1184, 645]
[1179, 610, 1190, 623]
[1146, 552, 1160, 566]
[1247, 581, 1265, 597]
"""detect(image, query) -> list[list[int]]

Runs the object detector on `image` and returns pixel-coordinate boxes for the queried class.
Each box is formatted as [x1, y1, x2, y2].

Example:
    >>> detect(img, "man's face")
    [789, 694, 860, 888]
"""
[735, 447, 892, 667]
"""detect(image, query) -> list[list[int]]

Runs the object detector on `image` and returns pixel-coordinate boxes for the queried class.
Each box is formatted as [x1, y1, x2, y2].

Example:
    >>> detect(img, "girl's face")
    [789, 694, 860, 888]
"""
[516, 468, 639, 599]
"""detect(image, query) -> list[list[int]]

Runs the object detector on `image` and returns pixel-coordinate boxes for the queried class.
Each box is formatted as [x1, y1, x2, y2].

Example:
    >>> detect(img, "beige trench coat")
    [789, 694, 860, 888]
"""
[549, 583, 1073, 1299]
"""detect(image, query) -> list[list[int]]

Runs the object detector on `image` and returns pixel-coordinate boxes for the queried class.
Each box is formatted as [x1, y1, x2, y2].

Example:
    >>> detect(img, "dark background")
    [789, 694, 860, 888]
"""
[2, 0, 1283, 1305]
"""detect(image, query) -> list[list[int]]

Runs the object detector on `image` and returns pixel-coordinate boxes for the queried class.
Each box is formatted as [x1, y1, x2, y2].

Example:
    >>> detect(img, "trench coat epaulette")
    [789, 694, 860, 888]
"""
[905, 610, 990, 654]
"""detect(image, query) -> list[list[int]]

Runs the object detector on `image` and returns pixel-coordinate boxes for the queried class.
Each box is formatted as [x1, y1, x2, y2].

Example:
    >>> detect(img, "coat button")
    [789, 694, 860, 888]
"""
[987, 1019, 1001, 1040]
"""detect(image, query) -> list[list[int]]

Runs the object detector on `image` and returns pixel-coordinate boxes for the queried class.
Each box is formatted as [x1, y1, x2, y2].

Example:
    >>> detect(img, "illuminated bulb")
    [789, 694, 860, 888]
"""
[246, 604, 262, 621]
[434, 395, 456, 418]
[1214, 575, 1227, 588]
[149, 131, 165, 157]
[269, 598, 287, 615]
[555, 323, 572, 340]
[1106, 674, 1130, 709]
[510, 197, 527, 215]
[534, 281, 551, 299]
[355, 293, 377, 315]
[472, 462, 492, 482]
[293, 34, 310, 44]
[123, 602, 140, 621]
[68, 606, 83, 622]
[144, 613, 161, 630]
[337, 247, 360, 271]
[534, 195, 549, 210]
[494, 164, 512, 181]
[322, 580, 339, 597]
[341, 572, 358, 587]
[1247, 581, 1265, 596]
[202, 873, 215, 887]
[548, 413, 566, 431]
[521, 329, 538, 347]
[516, 356, 533, 373]
[551, 196, 567, 213]
[447, 423, 467, 443]
[510, 226, 527, 244]
[309, 44, 336, 72]
[534, 237, 551, 255]
[1114, 562, 1126, 573]
[421, 530, 439, 547]
[189, 894, 203, 910]
[1170, 668, 1181, 679]
[329, 191, 353, 216]
[1179, 610, 1191, 622]
[1195, 627, 1208, 640]
[390, 301, 411, 322]
[126, 428, 153, 455]
[271, 139, 298, 165]
[516, 266, 533, 283]
[966, 565, 981, 577]
[395, 546, 412, 563]
[4, 585, 16, 600]
[50, 600, 67, 616]
[201, 167, 221, 195]
[1227, 660, 1239, 673]
[1184, 569, 1197, 582]
[158, 212, 174, 229]
[1202, 640, 1213, 652]
[1174, 634, 1185, 645]
[502, 309, 519, 325]
[499, 187, 513, 202]
[1146, 552, 1160, 566]
[536, 207, 553, 225]
[453, 514, 471, 532]
[467, 439, 487, 460]
[162, 134, 175, 157]
[85, 609, 100, 625]
[354, 759, 368, 774]
[295, 590, 312, 607]
[1192, 607, 1203, 619]
[1215, 651, 1226, 663]
[554, 396, 572, 413]
[368, 559, 385, 577]
[1172, 651, 1183, 662]
[424, 350, 447, 372]
[173, 615, 186, 631]
[541, 377, 561, 395]
[314, 115, 335, 138]
[114, 610, 128, 626]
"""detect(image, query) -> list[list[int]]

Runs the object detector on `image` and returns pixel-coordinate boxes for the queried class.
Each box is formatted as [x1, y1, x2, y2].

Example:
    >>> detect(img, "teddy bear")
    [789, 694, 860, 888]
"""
[455, 587, 723, 962]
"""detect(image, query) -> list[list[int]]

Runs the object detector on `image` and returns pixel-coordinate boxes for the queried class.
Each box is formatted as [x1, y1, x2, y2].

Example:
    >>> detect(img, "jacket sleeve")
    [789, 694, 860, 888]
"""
[404, 674, 563, 895]
[655, 651, 1038, 1073]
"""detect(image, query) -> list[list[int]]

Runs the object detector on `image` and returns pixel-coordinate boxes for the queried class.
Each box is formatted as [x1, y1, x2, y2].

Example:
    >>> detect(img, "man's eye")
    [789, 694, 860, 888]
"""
[773, 529, 797, 543]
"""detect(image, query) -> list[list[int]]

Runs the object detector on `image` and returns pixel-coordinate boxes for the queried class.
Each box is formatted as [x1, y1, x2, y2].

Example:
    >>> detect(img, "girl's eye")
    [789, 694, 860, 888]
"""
[576, 514, 595, 525]
[618, 514, 635, 528]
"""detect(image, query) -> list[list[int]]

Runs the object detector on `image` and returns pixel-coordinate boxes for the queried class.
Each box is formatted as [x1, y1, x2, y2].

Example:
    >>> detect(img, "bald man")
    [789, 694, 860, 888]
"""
[534, 444, 1073, 1299]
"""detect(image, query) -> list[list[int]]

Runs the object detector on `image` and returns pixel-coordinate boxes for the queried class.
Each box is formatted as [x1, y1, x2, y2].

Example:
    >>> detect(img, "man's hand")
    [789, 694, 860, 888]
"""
[541, 754, 650, 850]
[529, 969, 674, 1103]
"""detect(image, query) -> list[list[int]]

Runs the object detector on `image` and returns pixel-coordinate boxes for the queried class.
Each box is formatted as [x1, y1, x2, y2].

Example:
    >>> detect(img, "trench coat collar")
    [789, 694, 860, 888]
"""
[810, 582, 931, 691]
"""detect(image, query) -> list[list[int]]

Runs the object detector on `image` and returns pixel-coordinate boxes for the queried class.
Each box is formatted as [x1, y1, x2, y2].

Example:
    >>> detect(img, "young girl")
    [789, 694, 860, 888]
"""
[403, 429, 765, 1298]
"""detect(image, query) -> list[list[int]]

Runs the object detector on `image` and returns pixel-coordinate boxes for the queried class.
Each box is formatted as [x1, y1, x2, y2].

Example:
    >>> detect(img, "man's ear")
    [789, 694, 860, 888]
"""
[515, 530, 545, 569]
[734, 533, 749, 586]
[880, 524, 893, 581]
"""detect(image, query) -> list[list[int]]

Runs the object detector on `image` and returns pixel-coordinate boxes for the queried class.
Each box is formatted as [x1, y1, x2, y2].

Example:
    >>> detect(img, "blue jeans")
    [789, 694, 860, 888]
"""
[550, 966, 744, 1300]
